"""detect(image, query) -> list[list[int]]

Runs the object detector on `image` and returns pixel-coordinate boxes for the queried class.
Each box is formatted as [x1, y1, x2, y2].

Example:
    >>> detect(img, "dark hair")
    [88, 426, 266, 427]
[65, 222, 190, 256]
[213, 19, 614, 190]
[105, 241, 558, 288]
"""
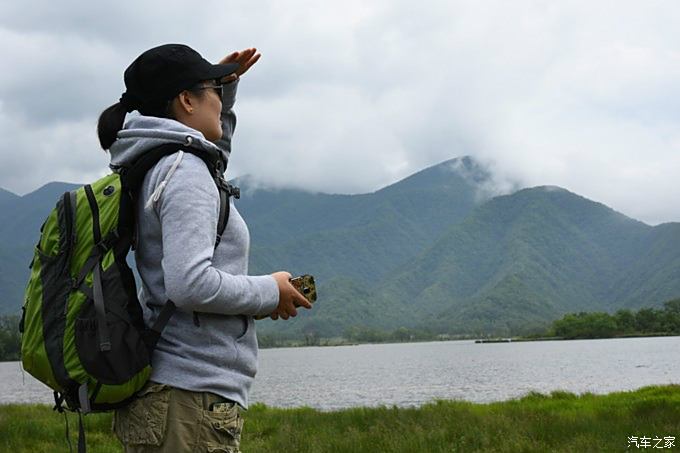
[97, 102, 127, 150]
[97, 82, 212, 151]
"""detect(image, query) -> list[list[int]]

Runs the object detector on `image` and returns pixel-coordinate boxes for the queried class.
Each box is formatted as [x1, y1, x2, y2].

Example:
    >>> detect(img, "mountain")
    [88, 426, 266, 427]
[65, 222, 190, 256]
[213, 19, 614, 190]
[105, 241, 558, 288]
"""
[0, 182, 81, 244]
[613, 222, 680, 308]
[0, 182, 81, 313]
[381, 186, 655, 333]
[1, 157, 679, 340]
[0, 188, 20, 207]
[256, 186, 680, 338]
[0, 158, 491, 314]
[240, 156, 493, 284]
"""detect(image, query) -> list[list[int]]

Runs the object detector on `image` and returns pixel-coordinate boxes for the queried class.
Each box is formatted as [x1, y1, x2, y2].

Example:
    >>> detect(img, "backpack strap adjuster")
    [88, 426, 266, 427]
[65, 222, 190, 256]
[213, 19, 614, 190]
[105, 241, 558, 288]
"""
[216, 177, 240, 199]
[95, 242, 109, 255]
[93, 229, 120, 255]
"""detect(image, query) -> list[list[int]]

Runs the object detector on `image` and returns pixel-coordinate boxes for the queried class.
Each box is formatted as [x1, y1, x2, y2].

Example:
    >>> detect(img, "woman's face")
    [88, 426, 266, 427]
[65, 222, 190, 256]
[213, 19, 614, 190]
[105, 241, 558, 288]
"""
[172, 81, 223, 141]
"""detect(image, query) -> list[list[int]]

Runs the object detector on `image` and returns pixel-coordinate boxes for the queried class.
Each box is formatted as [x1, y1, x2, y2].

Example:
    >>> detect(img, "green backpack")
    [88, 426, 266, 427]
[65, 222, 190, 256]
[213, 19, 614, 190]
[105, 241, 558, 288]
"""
[20, 142, 239, 437]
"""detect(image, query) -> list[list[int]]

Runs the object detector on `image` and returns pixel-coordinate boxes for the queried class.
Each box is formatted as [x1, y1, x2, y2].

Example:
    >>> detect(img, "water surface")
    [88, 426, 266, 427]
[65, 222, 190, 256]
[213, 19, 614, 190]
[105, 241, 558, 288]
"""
[2, 337, 678, 409]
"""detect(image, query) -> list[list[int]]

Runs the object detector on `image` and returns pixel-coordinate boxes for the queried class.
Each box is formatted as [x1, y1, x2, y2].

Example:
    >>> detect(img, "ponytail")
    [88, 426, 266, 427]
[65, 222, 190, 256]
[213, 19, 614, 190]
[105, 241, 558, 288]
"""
[97, 92, 177, 150]
[97, 102, 128, 150]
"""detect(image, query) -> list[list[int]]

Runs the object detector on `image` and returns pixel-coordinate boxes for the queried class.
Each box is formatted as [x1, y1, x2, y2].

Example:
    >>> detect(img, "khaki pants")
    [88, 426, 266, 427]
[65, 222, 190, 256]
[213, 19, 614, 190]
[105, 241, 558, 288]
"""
[113, 381, 244, 453]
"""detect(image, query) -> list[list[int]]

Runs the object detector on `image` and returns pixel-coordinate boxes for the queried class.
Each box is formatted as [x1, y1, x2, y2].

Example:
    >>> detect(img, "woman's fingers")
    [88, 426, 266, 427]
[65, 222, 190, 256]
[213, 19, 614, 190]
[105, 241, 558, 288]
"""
[268, 271, 314, 320]
[220, 48, 253, 65]
[237, 48, 257, 62]
[294, 291, 312, 309]
[287, 280, 312, 309]
[235, 50, 260, 76]
[241, 52, 261, 74]
[217, 48, 261, 84]
[219, 48, 261, 77]
[218, 51, 240, 65]
[281, 294, 301, 318]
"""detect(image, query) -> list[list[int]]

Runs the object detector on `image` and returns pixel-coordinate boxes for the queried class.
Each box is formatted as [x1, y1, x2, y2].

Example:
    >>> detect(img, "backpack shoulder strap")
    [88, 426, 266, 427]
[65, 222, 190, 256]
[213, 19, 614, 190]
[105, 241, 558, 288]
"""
[212, 174, 240, 249]
[119, 142, 189, 195]
[119, 142, 239, 248]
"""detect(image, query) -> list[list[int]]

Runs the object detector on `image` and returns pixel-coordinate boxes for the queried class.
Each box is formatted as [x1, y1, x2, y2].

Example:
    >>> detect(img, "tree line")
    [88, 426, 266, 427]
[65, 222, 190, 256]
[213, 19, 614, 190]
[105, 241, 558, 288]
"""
[257, 326, 443, 348]
[546, 298, 680, 339]
[0, 315, 20, 361]
[2, 299, 679, 360]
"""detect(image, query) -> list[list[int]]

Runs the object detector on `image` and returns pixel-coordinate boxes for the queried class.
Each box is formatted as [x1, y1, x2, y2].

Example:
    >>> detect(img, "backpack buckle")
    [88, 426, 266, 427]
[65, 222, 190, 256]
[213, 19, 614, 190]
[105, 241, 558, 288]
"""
[215, 177, 240, 199]
[95, 241, 109, 255]
[95, 229, 120, 255]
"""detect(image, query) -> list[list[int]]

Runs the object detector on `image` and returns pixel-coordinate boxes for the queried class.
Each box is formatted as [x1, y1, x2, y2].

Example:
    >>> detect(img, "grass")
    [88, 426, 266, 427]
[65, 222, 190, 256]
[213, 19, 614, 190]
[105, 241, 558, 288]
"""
[1, 385, 679, 452]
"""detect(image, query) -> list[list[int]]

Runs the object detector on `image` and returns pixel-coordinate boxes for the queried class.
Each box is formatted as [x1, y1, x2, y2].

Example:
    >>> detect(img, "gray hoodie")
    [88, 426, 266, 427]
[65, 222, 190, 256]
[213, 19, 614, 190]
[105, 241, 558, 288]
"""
[108, 80, 279, 409]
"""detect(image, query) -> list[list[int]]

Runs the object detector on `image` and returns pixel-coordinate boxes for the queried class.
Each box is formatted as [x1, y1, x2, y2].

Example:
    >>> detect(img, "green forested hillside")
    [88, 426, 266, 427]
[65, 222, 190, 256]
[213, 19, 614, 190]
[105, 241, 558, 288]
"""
[242, 156, 490, 283]
[255, 186, 680, 338]
[1, 157, 679, 340]
[382, 186, 656, 333]
[612, 222, 680, 309]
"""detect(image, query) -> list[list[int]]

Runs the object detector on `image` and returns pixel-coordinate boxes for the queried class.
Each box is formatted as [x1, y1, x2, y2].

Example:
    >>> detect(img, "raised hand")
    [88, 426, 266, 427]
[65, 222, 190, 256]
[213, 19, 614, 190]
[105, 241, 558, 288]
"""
[218, 48, 261, 83]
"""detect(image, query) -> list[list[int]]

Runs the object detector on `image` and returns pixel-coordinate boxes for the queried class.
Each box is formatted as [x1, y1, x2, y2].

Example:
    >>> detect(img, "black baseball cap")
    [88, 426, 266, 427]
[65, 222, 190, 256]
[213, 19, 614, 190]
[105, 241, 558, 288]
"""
[119, 44, 239, 113]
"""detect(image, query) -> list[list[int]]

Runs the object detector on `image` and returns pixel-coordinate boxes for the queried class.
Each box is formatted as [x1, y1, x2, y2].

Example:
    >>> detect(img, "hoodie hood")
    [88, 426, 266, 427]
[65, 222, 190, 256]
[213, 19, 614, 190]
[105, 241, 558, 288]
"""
[108, 114, 229, 172]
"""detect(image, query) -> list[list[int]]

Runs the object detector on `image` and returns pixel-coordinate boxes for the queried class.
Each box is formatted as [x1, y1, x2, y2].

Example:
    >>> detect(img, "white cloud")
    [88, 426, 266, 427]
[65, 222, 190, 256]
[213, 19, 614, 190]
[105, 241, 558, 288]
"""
[0, 102, 109, 193]
[0, 0, 679, 224]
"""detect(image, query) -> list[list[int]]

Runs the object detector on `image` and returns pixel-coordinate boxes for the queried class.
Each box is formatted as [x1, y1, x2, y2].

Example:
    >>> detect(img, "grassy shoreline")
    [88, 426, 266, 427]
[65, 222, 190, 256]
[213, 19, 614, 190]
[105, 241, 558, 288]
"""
[1, 385, 679, 452]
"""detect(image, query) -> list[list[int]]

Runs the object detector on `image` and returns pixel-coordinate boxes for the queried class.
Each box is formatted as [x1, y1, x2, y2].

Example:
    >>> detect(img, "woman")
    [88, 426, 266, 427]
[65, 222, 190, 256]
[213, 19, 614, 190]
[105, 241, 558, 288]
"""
[99, 43, 311, 452]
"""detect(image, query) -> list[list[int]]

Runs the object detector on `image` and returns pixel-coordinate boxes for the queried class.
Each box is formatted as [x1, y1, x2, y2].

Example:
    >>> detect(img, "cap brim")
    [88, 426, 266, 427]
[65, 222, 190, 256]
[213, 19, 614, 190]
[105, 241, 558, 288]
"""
[205, 62, 240, 81]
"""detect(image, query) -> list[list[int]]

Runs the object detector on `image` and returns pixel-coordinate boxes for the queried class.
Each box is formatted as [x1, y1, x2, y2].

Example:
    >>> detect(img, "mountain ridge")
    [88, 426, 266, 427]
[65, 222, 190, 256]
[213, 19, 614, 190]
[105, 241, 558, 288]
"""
[1, 156, 678, 340]
[253, 184, 680, 337]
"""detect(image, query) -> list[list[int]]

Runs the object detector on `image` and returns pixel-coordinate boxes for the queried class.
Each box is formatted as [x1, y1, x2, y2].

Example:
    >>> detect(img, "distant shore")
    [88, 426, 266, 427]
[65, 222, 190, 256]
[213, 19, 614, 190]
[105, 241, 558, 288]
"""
[476, 332, 680, 343]
[2, 332, 677, 362]
[257, 332, 680, 349]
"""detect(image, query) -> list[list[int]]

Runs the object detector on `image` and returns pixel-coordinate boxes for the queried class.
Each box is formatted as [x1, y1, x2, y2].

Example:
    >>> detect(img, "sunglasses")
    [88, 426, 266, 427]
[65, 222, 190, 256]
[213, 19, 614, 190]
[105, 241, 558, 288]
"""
[195, 82, 224, 99]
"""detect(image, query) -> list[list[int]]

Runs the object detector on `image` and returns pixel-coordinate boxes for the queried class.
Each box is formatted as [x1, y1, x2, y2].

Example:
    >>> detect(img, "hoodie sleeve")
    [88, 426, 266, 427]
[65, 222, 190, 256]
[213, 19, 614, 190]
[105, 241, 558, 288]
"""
[155, 151, 279, 316]
[214, 79, 238, 156]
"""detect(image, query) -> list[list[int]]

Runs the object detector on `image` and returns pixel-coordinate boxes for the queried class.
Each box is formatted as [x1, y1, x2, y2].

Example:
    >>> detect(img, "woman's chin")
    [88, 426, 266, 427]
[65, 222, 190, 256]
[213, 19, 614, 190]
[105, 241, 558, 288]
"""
[207, 128, 223, 142]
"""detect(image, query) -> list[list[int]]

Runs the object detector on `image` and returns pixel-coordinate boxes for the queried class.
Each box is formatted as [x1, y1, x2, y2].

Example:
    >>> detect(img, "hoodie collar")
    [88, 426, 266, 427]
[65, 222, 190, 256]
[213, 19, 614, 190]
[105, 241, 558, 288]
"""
[108, 114, 229, 172]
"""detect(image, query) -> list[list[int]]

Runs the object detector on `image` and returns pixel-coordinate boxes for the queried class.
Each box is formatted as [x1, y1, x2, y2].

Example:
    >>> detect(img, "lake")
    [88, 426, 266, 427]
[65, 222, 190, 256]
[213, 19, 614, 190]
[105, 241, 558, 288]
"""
[2, 336, 678, 410]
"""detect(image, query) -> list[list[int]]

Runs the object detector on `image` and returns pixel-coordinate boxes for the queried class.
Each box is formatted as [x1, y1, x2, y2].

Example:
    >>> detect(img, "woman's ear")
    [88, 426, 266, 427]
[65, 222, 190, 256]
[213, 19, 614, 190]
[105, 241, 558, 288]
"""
[176, 91, 195, 114]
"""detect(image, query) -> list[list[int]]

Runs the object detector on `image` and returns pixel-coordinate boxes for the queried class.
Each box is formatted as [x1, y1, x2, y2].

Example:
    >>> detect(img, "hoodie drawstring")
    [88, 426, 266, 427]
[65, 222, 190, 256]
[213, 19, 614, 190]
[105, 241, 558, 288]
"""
[145, 151, 184, 210]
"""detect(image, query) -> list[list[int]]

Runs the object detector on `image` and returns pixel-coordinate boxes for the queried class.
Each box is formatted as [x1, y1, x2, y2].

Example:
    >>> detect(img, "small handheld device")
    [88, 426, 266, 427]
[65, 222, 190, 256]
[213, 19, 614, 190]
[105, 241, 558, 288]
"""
[254, 274, 317, 320]
[290, 274, 317, 305]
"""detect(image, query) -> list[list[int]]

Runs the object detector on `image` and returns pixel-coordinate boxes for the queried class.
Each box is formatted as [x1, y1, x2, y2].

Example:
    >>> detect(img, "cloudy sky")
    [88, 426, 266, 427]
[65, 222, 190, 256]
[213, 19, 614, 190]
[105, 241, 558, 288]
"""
[1, 0, 678, 225]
